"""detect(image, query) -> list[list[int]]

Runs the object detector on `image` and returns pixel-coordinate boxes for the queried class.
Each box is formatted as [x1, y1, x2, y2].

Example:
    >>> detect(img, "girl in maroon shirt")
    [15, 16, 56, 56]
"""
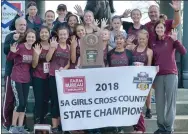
[7, 29, 36, 133]
[126, 29, 153, 133]
[152, 21, 186, 134]
[32, 26, 50, 124]
[46, 27, 70, 133]
[121, 9, 146, 44]
[70, 24, 86, 69]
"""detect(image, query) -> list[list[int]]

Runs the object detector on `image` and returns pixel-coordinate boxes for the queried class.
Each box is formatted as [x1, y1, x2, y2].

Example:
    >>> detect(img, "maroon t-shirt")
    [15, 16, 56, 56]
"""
[132, 46, 148, 66]
[33, 49, 49, 79]
[49, 44, 70, 76]
[7, 44, 33, 83]
[69, 39, 80, 69]
[145, 19, 173, 48]
[152, 35, 186, 75]
[107, 50, 129, 67]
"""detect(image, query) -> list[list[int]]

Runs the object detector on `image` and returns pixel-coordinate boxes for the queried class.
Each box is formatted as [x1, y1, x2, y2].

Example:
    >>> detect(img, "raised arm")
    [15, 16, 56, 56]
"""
[70, 36, 77, 63]
[169, 0, 181, 28]
[32, 44, 42, 68]
[46, 38, 58, 62]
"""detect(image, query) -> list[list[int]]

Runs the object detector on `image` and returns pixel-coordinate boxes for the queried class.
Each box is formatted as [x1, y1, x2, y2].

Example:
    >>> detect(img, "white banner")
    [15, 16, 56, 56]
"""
[55, 66, 157, 131]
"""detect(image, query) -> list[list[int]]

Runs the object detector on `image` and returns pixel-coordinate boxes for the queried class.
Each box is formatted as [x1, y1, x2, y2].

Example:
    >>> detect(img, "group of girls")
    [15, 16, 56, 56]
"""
[4, 1, 186, 134]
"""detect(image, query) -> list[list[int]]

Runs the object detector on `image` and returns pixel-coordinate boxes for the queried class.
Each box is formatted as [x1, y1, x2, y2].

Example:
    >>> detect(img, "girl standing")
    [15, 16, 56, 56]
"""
[43, 10, 56, 32]
[126, 29, 153, 133]
[46, 27, 70, 133]
[7, 29, 36, 133]
[32, 26, 51, 124]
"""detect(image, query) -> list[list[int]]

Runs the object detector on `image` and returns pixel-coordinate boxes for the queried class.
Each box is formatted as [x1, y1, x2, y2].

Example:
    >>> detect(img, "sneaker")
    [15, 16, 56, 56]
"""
[145, 108, 152, 119]
[9, 126, 21, 134]
[52, 127, 60, 133]
[153, 129, 165, 134]
[18, 126, 29, 133]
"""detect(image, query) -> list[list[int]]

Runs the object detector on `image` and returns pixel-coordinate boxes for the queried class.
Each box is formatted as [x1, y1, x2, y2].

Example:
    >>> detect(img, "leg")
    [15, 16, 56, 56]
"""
[133, 113, 145, 133]
[18, 82, 30, 126]
[33, 77, 44, 124]
[2, 76, 14, 128]
[164, 74, 178, 132]
[43, 78, 50, 121]
[154, 76, 166, 131]
[145, 90, 152, 119]
[49, 76, 60, 129]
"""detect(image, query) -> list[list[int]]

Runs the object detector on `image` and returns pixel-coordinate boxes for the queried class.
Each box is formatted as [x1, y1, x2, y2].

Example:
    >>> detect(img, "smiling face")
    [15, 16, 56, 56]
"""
[15, 18, 27, 34]
[68, 16, 78, 28]
[112, 18, 122, 31]
[84, 11, 94, 25]
[58, 29, 69, 43]
[148, 6, 160, 22]
[155, 23, 165, 37]
[28, 5, 37, 17]
[26, 32, 36, 46]
[45, 11, 55, 25]
[131, 9, 141, 23]
[40, 28, 50, 41]
[76, 25, 86, 38]
[137, 32, 148, 46]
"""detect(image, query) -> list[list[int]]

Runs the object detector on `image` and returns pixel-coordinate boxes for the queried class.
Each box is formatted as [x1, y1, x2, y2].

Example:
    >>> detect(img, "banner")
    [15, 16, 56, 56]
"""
[55, 66, 157, 131]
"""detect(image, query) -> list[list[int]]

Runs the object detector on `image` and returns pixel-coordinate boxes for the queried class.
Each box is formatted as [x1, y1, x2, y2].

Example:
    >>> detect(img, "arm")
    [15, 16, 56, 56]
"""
[169, 1, 181, 28]
[46, 47, 56, 62]
[7, 44, 20, 60]
[126, 44, 136, 51]
[71, 45, 77, 63]
[147, 48, 153, 66]
[173, 40, 187, 55]
[32, 51, 40, 68]
[108, 0, 115, 13]
[4, 33, 16, 55]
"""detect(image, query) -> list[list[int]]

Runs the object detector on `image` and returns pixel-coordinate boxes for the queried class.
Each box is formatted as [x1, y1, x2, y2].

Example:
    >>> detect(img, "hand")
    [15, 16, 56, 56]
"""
[127, 35, 136, 43]
[93, 19, 100, 27]
[74, 5, 84, 17]
[169, 0, 181, 11]
[13, 33, 20, 41]
[70, 35, 77, 48]
[50, 37, 58, 49]
[33, 43, 42, 55]
[59, 67, 64, 71]
[18, 10, 24, 16]
[170, 29, 178, 41]
[122, 9, 131, 18]
[10, 42, 19, 53]
[101, 18, 108, 28]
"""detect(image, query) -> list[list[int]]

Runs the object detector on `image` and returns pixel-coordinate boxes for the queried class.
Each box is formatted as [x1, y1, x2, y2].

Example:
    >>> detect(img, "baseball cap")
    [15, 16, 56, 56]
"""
[57, 4, 67, 11]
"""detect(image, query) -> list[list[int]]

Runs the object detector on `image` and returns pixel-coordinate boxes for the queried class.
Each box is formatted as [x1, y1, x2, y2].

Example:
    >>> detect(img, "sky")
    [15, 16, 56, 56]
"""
[45, 1, 157, 24]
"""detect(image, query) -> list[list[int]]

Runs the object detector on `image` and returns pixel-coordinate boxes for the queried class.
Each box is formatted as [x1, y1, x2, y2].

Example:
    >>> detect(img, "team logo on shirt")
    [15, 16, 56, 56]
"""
[63, 76, 86, 93]
[133, 72, 153, 90]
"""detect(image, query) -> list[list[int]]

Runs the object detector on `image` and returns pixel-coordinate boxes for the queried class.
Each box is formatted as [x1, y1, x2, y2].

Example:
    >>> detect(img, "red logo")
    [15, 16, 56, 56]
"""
[63, 76, 86, 93]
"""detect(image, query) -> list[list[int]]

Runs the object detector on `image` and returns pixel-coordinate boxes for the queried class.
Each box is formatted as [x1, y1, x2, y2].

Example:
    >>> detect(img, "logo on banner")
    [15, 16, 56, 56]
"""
[133, 72, 153, 90]
[63, 76, 86, 93]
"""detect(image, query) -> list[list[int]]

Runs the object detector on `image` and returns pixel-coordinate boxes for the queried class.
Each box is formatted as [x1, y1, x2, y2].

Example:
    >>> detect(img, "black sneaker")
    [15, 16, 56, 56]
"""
[145, 108, 152, 119]
[153, 129, 165, 134]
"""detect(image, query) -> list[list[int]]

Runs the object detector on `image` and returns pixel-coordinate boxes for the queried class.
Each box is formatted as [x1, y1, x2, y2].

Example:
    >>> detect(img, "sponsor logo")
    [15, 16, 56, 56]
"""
[63, 76, 86, 93]
[133, 72, 153, 90]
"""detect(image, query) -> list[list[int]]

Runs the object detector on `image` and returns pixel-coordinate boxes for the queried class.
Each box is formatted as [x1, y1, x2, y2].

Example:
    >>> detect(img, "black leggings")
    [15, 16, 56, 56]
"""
[32, 77, 50, 124]
[49, 76, 60, 118]
[11, 80, 30, 112]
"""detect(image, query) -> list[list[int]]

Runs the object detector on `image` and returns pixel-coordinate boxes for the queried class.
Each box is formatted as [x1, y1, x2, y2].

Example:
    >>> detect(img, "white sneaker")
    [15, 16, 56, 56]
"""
[9, 126, 21, 133]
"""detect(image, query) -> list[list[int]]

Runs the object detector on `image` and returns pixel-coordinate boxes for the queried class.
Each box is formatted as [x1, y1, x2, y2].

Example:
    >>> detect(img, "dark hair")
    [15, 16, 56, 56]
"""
[45, 10, 55, 17]
[111, 15, 122, 23]
[159, 14, 167, 21]
[27, 1, 37, 9]
[154, 20, 166, 40]
[67, 14, 79, 25]
[131, 9, 142, 17]
[52, 27, 69, 41]
[38, 26, 50, 42]
[18, 28, 36, 44]
[57, 4, 67, 11]
[73, 23, 85, 38]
